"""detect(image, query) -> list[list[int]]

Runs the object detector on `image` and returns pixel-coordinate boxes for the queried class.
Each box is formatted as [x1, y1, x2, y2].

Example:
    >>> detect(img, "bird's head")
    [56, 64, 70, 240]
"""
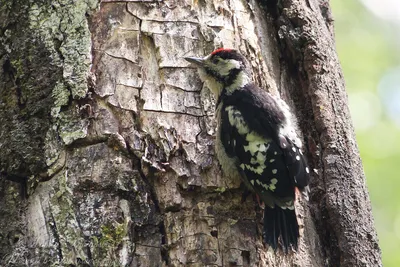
[185, 48, 251, 96]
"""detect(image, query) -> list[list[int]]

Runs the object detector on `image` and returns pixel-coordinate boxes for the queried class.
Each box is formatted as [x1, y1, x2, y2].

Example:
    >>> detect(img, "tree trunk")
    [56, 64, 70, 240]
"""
[0, 0, 382, 266]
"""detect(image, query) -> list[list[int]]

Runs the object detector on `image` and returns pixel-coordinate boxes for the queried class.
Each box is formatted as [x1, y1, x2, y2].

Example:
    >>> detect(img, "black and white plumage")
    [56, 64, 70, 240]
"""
[185, 48, 310, 252]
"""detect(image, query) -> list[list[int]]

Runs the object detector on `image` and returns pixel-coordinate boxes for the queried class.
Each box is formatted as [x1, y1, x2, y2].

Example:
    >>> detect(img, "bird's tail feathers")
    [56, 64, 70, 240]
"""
[263, 205, 299, 253]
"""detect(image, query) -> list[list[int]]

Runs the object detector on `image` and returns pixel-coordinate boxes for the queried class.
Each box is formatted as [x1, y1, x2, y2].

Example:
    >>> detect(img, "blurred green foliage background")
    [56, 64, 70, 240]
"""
[331, 0, 400, 265]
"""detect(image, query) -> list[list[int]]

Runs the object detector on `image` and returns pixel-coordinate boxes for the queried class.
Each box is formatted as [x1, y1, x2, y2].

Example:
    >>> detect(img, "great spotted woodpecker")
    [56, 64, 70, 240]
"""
[185, 48, 310, 252]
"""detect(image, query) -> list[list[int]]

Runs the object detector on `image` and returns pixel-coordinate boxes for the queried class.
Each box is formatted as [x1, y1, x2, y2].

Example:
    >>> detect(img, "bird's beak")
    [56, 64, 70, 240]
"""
[184, 56, 205, 66]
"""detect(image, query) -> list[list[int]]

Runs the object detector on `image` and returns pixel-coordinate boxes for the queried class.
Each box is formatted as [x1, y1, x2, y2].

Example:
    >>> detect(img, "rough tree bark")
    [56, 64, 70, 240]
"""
[0, 0, 382, 266]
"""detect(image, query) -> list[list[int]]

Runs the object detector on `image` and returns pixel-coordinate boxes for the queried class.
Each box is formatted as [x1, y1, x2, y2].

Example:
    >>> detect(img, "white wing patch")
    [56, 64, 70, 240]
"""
[226, 106, 249, 135]
[226, 106, 278, 191]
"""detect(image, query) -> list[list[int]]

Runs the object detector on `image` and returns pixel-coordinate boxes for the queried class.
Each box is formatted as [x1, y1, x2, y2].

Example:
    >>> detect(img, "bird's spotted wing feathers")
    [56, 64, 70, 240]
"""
[220, 104, 308, 251]
[279, 136, 310, 189]
[221, 105, 299, 203]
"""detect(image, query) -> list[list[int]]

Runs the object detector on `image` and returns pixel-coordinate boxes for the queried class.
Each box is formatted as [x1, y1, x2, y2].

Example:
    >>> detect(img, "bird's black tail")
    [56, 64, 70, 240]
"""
[263, 206, 299, 252]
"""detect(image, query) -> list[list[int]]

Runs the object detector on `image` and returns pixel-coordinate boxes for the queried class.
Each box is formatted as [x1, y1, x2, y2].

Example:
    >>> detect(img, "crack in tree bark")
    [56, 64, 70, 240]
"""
[48, 202, 63, 263]
[126, 137, 171, 265]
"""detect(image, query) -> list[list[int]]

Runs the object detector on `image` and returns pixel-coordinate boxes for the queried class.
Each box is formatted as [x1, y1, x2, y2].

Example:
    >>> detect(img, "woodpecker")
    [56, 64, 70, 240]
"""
[185, 48, 310, 252]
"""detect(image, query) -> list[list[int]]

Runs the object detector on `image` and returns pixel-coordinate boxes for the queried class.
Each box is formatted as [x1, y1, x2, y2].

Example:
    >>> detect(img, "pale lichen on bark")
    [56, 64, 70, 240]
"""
[0, 0, 102, 265]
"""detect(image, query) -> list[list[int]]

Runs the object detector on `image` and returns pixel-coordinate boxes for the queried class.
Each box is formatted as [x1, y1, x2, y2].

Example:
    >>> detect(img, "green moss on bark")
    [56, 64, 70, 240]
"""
[0, 0, 98, 177]
[0, 0, 99, 265]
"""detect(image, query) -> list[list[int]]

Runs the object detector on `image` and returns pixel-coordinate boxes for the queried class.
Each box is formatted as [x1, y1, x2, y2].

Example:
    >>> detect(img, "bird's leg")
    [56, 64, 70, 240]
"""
[294, 187, 301, 201]
[255, 194, 262, 207]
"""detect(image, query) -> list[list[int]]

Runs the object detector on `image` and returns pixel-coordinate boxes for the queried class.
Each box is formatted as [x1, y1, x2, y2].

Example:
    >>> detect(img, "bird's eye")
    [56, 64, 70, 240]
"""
[211, 57, 220, 64]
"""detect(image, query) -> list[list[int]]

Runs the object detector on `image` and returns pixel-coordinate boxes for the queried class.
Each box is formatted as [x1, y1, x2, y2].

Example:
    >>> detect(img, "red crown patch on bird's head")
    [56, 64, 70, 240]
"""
[211, 48, 233, 55]
[208, 48, 247, 66]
